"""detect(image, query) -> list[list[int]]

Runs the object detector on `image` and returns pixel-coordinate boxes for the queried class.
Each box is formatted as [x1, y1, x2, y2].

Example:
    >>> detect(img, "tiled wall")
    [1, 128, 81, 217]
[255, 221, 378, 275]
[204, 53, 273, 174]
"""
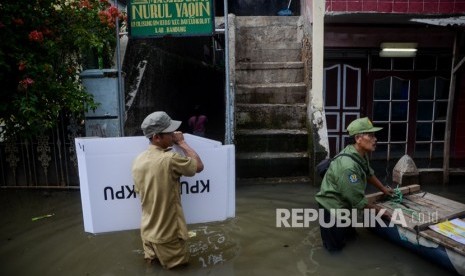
[326, 0, 465, 13]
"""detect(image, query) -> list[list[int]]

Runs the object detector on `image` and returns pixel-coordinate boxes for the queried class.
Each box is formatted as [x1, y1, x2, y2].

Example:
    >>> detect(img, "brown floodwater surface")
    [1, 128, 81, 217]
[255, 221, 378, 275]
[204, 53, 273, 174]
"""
[0, 181, 462, 275]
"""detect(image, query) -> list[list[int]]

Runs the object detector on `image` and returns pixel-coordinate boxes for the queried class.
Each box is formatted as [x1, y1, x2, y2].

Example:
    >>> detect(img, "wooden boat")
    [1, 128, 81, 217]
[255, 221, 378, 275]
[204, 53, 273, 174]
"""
[366, 184, 465, 275]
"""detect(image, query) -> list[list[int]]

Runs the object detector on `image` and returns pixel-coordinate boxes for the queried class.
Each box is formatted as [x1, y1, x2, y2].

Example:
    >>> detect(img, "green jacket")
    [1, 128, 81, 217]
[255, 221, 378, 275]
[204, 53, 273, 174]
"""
[315, 144, 375, 210]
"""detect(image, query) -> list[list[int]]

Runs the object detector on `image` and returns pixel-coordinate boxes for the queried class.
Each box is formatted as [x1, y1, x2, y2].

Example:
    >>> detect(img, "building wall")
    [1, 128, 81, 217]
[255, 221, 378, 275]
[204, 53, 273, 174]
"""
[326, 0, 465, 13]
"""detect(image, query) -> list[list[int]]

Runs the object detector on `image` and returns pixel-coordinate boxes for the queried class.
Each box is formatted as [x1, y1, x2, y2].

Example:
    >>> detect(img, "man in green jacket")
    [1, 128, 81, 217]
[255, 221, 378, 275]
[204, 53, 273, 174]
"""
[315, 117, 393, 252]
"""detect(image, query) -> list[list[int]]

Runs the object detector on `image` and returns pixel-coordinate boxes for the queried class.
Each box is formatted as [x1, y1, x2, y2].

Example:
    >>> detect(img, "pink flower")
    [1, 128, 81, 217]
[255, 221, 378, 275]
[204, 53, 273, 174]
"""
[98, 10, 108, 22]
[79, 0, 92, 9]
[108, 6, 119, 17]
[98, 6, 124, 28]
[19, 78, 34, 90]
[28, 30, 44, 42]
[98, 10, 114, 28]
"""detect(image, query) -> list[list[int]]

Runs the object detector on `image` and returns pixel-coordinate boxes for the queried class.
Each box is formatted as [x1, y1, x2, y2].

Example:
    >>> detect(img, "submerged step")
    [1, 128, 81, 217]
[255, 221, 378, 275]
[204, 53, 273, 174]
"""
[236, 151, 308, 159]
[236, 129, 308, 153]
[236, 151, 309, 178]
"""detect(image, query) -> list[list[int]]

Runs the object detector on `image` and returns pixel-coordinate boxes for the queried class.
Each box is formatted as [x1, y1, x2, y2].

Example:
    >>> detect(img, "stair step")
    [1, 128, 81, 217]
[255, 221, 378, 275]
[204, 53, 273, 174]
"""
[236, 83, 306, 104]
[237, 48, 301, 63]
[236, 16, 300, 27]
[236, 129, 307, 135]
[237, 41, 302, 63]
[236, 65, 304, 84]
[236, 130, 308, 152]
[239, 41, 302, 50]
[237, 82, 306, 92]
[237, 25, 299, 44]
[236, 61, 303, 70]
[237, 176, 311, 186]
[236, 104, 307, 129]
[237, 152, 308, 159]
[236, 151, 309, 178]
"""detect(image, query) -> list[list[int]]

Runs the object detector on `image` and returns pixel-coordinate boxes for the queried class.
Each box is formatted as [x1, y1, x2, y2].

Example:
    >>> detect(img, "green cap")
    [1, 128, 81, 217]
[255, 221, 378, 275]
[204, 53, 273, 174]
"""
[347, 117, 383, 136]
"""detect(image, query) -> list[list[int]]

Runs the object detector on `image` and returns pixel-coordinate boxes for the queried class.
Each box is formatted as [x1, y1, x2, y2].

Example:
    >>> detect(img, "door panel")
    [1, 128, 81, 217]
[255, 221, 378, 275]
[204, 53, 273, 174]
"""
[324, 63, 363, 155]
[343, 65, 361, 110]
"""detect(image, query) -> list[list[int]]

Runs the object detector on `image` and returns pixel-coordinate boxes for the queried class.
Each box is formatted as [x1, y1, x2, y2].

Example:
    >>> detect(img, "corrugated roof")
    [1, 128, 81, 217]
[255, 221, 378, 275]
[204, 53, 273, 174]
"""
[411, 15, 465, 27]
[325, 13, 465, 27]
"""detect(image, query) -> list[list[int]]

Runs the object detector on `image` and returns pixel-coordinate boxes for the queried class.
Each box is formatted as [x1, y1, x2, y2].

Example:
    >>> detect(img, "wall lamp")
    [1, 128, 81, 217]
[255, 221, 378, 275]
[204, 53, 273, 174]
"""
[379, 42, 418, 58]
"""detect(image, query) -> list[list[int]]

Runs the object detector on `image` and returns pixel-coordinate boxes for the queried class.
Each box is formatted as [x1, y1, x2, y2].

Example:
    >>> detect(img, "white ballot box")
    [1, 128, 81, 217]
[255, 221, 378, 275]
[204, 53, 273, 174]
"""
[75, 134, 235, 234]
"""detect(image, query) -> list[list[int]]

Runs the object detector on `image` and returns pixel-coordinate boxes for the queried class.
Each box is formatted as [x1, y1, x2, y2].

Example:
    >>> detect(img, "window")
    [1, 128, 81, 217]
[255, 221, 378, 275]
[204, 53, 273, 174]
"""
[369, 52, 450, 162]
[415, 77, 449, 158]
[372, 77, 410, 159]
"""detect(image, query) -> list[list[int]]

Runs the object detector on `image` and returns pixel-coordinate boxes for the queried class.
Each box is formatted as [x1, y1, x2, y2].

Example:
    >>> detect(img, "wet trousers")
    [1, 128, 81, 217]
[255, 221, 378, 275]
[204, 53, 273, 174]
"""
[318, 204, 357, 252]
[143, 238, 189, 269]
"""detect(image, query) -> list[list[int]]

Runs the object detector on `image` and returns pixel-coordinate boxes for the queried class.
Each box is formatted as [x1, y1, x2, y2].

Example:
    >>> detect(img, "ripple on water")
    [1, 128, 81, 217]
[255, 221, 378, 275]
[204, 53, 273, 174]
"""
[187, 221, 240, 269]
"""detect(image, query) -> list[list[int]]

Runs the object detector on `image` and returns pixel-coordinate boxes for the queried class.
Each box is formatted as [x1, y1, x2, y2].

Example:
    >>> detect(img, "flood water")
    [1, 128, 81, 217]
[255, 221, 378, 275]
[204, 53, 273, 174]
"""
[0, 180, 463, 276]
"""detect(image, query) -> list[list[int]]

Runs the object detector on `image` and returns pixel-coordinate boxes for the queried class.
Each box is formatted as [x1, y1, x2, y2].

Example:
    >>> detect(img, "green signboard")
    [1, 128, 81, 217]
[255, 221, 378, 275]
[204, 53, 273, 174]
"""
[128, 0, 214, 38]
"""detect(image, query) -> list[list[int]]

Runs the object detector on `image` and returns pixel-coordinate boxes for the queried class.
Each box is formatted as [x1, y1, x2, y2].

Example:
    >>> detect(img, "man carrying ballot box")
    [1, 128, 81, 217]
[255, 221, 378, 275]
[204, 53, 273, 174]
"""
[132, 111, 204, 269]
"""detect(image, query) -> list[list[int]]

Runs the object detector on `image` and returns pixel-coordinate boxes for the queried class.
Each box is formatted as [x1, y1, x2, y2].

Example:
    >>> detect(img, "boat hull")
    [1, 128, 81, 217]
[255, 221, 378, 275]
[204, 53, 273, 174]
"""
[371, 220, 465, 275]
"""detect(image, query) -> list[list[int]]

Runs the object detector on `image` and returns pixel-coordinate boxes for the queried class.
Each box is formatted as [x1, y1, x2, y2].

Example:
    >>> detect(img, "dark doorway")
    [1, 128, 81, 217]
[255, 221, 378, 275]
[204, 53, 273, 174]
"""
[123, 36, 226, 142]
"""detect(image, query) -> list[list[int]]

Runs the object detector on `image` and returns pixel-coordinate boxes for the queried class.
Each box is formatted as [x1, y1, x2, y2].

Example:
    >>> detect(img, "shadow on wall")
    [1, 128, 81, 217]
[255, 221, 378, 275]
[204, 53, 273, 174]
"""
[123, 37, 225, 142]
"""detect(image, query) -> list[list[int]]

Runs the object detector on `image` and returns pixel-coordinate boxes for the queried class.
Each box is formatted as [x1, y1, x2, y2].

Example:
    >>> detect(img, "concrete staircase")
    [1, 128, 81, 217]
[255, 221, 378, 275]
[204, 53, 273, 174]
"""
[234, 16, 309, 179]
